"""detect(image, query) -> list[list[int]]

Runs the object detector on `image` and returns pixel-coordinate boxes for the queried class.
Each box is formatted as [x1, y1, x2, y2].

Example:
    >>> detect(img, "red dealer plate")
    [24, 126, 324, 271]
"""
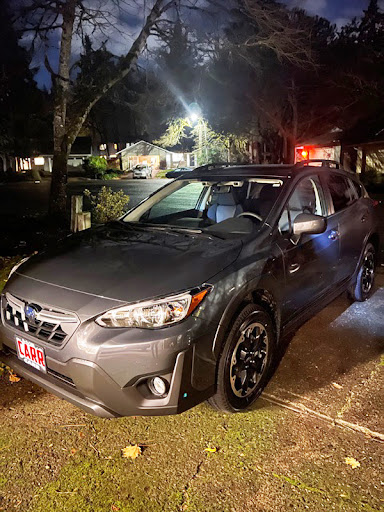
[16, 336, 47, 373]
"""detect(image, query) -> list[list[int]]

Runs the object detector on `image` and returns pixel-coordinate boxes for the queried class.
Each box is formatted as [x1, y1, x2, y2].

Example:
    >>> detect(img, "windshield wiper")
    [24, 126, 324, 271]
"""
[115, 221, 225, 239]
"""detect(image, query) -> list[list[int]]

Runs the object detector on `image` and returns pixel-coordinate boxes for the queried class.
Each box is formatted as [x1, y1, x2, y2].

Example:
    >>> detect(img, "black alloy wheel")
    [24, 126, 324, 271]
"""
[349, 243, 376, 302]
[229, 322, 268, 398]
[208, 304, 276, 413]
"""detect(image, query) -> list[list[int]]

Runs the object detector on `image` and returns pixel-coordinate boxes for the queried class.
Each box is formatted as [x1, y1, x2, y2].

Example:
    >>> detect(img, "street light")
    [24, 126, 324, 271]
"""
[190, 112, 199, 123]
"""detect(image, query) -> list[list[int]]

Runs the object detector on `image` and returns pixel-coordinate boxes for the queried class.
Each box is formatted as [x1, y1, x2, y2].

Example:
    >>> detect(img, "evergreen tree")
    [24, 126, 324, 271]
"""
[0, 0, 47, 162]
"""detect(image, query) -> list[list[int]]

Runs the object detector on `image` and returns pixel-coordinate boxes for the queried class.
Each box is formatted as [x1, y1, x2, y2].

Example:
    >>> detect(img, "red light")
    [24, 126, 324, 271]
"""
[301, 150, 308, 158]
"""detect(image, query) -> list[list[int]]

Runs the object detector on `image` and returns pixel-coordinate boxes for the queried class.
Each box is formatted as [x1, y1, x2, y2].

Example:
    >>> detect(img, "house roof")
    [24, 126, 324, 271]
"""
[297, 129, 342, 148]
[342, 114, 384, 147]
[116, 140, 172, 156]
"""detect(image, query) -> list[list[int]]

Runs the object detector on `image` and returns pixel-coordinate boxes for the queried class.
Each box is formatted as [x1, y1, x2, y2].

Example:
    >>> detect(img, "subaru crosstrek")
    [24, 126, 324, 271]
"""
[0, 161, 379, 417]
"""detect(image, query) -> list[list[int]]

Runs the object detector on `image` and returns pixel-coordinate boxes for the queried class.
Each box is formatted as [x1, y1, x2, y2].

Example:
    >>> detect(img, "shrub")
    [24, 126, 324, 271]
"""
[102, 172, 119, 180]
[83, 156, 108, 178]
[84, 186, 129, 224]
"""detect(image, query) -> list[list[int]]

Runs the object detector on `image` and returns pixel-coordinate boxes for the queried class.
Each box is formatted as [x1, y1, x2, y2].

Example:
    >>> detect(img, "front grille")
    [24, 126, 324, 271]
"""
[2, 292, 79, 347]
[47, 368, 75, 387]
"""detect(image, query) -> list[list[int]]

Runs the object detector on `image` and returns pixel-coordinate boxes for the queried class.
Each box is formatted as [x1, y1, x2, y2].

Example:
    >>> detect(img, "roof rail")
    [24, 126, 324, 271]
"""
[294, 159, 341, 169]
[194, 162, 233, 172]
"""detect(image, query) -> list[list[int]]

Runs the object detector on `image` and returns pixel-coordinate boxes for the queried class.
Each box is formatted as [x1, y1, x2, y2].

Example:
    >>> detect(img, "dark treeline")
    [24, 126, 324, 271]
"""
[89, 0, 384, 164]
[1, 0, 383, 211]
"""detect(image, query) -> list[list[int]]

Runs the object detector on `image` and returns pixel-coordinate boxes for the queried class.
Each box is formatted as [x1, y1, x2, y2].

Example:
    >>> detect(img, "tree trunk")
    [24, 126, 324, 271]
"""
[49, 0, 76, 218]
[282, 134, 288, 163]
[287, 79, 298, 164]
[50, 150, 70, 218]
[48, 0, 169, 218]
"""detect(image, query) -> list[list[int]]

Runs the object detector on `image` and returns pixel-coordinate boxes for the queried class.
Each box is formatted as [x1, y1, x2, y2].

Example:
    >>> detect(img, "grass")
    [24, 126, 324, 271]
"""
[0, 256, 20, 293]
[0, 393, 382, 512]
[154, 169, 172, 178]
[0, 257, 383, 511]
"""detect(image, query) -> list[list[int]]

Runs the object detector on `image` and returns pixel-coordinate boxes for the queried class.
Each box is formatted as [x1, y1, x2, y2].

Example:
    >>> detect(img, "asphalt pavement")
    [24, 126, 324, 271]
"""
[0, 178, 168, 218]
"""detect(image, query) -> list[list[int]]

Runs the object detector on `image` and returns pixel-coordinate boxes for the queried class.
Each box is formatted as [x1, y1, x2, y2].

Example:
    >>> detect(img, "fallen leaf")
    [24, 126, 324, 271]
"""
[204, 446, 217, 453]
[332, 382, 343, 389]
[111, 505, 120, 511]
[70, 448, 77, 455]
[122, 444, 141, 460]
[8, 372, 21, 383]
[345, 457, 360, 469]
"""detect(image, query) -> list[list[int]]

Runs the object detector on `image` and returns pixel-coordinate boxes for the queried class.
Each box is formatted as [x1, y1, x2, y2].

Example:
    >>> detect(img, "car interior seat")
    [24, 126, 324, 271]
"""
[207, 188, 244, 223]
[257, 185, 281, 219]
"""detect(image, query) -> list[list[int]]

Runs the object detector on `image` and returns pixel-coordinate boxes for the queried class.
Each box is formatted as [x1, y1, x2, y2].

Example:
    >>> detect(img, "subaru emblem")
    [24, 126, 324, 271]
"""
[25, 304, 37, 323]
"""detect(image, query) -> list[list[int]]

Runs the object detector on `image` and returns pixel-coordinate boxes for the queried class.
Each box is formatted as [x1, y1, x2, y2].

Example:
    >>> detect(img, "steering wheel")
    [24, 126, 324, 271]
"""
[237, 212, 263, 222]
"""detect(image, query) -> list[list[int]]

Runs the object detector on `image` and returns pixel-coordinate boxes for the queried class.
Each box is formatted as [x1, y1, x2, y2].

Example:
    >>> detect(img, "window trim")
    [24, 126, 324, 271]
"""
[277, 173, 327, 235]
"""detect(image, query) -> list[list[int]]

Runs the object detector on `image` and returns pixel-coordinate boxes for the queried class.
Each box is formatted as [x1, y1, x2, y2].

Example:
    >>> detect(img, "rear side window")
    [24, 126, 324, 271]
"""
[326, 174, 357, 213]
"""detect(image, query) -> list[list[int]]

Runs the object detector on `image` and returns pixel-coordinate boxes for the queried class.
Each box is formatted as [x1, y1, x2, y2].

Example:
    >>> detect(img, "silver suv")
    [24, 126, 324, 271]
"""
[0, 161, 379, 417]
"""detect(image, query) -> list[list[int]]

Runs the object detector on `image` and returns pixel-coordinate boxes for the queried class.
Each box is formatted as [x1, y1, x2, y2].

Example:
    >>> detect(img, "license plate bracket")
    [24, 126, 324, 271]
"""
[15, 336, 47, 373]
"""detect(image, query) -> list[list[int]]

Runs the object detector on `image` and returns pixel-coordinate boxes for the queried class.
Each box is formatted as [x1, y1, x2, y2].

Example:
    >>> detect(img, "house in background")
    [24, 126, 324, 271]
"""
[117, 140, 193, 171]
[341, 118, 384, 176]
[295, 130, 342, 165]
[295, 118, 384, 178]
[95, 141, 127, 159]
[19, 137, 93, 174]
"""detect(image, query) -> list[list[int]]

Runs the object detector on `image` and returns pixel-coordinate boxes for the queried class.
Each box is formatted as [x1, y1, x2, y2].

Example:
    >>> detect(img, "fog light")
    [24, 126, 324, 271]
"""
[148, 376, 168, 397]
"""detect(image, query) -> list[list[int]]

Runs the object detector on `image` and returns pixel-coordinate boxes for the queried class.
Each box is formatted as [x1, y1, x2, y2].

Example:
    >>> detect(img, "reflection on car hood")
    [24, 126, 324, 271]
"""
[15, 224, 242, 302]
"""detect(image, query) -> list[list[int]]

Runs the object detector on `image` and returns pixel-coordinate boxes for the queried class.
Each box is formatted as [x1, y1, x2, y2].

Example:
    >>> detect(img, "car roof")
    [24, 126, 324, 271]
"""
[184, 161, 354, 180]
[188, 164, 292, 179]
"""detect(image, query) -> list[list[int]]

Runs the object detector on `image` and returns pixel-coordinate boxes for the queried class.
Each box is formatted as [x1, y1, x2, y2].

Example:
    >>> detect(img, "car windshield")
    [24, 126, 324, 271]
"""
[122, 178, 285, 236]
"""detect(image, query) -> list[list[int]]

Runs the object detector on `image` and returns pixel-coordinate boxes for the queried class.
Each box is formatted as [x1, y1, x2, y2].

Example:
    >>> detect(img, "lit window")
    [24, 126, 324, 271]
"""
[114, 143, 118, 150]
[34, 157, 45, 166]
[99, 144, 107, 151]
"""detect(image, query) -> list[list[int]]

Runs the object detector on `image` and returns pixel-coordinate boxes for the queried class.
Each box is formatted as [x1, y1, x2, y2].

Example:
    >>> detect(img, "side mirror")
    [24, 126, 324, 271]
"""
[293, 213, 326, 236]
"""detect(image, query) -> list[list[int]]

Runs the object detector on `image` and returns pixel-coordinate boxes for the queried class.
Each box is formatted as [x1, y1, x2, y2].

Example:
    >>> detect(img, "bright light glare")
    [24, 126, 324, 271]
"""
[190, 113, 199, 123]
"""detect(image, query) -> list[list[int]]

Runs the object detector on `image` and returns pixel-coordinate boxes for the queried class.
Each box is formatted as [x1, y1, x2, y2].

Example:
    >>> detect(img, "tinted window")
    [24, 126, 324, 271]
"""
[327, 174, 357, 212]
[278, 175, 325, 234]
[350, 179, 363, 198]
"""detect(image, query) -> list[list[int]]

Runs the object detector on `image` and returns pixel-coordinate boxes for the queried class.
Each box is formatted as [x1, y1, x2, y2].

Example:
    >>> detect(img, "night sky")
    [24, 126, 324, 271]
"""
[31, 0, 381, 89]
[290, 0, 383, 26]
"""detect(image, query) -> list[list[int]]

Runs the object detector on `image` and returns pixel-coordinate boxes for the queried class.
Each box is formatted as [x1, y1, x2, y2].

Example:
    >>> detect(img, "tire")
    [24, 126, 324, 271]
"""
[208, 304, 277, 413]
[348, 243, 376, 302]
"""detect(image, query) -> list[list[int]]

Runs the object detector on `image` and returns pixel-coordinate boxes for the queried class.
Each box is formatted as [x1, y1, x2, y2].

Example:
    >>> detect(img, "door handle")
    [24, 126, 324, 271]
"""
[289, 263, 300, 274]
[328, 229, 339, 241]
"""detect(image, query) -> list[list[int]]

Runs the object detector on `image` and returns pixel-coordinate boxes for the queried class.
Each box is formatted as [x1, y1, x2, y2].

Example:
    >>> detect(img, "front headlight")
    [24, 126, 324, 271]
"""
[96, 286, 212, 329]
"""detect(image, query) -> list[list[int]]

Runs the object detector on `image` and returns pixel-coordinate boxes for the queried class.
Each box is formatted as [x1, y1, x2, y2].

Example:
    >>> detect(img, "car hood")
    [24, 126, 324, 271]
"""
[15, 224, 242, 303]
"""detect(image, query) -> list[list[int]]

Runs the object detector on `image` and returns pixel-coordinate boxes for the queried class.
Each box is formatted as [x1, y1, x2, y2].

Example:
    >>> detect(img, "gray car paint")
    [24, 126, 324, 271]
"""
[0, 164, 379, 417]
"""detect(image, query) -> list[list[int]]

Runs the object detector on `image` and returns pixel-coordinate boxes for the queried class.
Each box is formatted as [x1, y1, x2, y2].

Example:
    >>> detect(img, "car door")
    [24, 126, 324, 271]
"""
[276, 174, 340, 322]
[322, 173, 369, 282]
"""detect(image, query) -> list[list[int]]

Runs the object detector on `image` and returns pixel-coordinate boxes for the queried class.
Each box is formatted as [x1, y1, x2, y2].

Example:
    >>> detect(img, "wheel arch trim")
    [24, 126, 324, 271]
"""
[211, 278, 280, 360]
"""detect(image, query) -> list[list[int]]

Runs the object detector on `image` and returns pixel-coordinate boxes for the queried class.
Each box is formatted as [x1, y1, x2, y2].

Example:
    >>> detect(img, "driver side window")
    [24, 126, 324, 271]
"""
[278, 175, 325, 235]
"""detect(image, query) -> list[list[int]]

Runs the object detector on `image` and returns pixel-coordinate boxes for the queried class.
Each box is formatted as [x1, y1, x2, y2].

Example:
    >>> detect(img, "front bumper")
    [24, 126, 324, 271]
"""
[0, 292, 217, 417]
